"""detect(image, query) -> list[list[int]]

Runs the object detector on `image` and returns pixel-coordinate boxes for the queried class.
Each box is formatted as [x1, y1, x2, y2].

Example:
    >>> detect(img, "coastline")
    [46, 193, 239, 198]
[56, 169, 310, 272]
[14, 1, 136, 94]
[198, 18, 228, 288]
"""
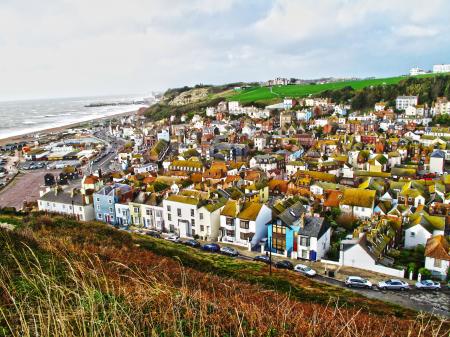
[0, 108, 143, 146]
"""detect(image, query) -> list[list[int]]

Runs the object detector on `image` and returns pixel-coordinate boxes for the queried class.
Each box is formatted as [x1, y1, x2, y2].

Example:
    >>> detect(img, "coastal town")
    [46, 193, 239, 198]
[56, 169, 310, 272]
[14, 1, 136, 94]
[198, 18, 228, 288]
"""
[1, 71, 450, 316]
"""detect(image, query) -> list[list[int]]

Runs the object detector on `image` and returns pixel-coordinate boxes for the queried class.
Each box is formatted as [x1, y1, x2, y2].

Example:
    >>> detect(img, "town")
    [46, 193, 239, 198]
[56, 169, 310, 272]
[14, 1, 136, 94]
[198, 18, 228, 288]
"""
[1, 72, 450, 316]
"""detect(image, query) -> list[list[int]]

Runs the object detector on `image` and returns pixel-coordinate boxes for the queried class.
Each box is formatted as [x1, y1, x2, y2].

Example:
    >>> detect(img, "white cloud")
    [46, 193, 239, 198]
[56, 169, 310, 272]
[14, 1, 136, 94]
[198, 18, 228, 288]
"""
[0, 0, 449, 100]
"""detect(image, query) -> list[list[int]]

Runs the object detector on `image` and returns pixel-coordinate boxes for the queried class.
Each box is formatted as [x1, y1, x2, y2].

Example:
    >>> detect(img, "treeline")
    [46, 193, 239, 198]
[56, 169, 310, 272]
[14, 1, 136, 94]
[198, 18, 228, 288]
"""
[318, 75, 450, 110]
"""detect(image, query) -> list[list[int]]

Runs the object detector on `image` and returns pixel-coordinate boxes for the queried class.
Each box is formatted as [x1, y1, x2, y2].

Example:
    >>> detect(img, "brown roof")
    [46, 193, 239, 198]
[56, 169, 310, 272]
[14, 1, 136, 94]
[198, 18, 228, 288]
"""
[84, 175, 99, 184]
[323, 190, 343, 208]
[425, 235, 450, 261]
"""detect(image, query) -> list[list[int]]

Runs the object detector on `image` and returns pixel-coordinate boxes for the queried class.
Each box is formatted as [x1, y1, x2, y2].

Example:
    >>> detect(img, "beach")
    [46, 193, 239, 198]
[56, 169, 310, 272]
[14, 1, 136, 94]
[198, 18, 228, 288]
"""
[0, 109, 140, 146]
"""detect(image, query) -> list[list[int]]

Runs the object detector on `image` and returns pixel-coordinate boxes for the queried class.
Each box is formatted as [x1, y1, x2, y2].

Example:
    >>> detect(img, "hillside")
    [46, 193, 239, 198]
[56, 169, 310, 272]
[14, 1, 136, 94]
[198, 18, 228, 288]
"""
[0, 214, 449, 336]
[229, 73, 443, 104]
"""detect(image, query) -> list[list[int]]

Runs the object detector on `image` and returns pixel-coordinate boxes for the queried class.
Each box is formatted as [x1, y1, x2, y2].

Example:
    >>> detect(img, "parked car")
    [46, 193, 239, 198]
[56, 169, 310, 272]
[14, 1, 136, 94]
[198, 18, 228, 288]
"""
[378, 279, 410, 291]
[345, 276, 372, 289]
[253, 255, 271, 264]
[274, 260, 294, 270]
[165, 234, 180, 243]
[415, 280, 441, 290]
[146, 230, 161, 238]
[294, 264, 317, 277]
[183, 239, 201, 248]
[220, 246, 239, 257]
[202, 243, 220, 253]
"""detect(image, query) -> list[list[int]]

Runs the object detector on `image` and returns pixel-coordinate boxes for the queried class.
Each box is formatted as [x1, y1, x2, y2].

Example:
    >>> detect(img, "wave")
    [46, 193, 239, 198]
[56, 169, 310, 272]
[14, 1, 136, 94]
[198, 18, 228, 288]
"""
[22, 121, 37, 125]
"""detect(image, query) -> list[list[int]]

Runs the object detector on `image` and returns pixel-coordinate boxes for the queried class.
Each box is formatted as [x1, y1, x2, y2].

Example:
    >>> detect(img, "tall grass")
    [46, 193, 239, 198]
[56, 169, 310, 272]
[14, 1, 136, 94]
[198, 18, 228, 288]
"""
[0, 218, 449, 336]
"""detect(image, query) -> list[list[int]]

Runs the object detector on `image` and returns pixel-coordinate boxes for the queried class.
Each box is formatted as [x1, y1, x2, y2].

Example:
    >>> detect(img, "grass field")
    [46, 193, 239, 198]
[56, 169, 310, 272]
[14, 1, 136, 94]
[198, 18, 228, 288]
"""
[229, 73, 439, 104]
[1, 214, 448, 336]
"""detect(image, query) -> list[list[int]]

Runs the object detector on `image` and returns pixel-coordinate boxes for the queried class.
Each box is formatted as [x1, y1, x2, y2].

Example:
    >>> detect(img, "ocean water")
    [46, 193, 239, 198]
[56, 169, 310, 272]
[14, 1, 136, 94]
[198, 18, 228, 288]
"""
[0, 94, 149, 140]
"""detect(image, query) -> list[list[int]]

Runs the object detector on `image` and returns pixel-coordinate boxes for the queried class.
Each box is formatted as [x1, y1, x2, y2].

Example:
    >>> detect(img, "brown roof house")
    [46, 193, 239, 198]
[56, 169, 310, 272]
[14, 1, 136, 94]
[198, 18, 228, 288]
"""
[424, 235, 450, 280]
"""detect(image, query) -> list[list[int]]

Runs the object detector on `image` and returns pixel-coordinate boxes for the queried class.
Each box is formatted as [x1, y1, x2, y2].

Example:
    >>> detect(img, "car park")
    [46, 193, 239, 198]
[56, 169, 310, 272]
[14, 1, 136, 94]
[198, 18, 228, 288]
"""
[183, 239, 201, 248]
[274, 260, 294, 270]
[294, 264, 317, 277]
[415, 280, 441, 290]
[220, 246, 239, 257]
[202, 243, 220, 253]
[378, 279, 410, 291]
[345, 276, 372, 289]
[253, 255, 271, 264]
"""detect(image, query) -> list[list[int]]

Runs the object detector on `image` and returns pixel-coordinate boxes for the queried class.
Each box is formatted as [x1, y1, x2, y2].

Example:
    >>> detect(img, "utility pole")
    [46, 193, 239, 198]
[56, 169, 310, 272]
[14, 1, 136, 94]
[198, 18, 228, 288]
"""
[269, 238, 272, 276]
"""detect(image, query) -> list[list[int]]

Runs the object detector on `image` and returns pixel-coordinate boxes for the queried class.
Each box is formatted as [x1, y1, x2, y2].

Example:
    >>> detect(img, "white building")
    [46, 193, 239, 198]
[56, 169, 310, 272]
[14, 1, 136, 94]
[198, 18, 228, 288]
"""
[228, 101, 240, 112]
[424, 235, 450, 280]
[404, 213, 445, 249]
[115, 203, 131, 226]
[220, 200, 272, 249]
[254, 136, 267, 151]
[339, 188, 375, 219]
[434, 97, 450, 115]
[432, 64, 450, 74]
[429, 150, 445, 175]
[38, 188, 95, 222]
[409, 67, 426, 76]
[396, 96, 418, 111]
[157, 129, 170, 142]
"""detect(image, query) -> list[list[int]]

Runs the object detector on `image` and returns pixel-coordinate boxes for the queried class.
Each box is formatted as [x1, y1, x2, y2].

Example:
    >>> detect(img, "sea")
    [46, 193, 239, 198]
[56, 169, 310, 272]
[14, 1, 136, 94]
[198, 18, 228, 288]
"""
[0, 94, 150, 140]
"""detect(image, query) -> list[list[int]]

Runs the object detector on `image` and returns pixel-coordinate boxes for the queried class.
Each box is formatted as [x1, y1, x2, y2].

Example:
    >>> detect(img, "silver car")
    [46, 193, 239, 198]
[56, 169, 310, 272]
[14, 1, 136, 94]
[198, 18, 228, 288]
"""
[415, 280, 441, 290]
[378, 279, 410, 291]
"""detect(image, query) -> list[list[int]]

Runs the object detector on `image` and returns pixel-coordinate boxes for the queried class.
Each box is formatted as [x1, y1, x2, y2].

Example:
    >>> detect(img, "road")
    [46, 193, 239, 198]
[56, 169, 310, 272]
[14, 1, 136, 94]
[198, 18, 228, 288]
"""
[89, 130, 125, 174]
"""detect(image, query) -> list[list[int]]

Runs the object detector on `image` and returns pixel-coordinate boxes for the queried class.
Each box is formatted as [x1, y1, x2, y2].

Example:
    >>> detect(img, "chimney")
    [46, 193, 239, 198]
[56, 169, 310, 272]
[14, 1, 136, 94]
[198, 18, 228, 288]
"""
[299, 212, 305, 229]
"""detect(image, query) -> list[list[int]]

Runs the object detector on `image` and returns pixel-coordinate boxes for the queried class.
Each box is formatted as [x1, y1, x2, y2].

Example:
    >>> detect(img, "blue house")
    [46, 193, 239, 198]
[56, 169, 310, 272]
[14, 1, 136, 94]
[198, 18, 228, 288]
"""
[93, 183, 133, 225]
[266, 200, 331, 260]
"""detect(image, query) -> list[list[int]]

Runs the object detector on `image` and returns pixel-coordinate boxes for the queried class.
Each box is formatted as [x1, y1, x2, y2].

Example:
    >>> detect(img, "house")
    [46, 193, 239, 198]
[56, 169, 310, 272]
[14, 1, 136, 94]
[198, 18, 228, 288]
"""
[128, 192, 165, 230]
[196, 201, 225, 241]
[429, 150, 445, 175]
[396, 96, 418, 111]
[404, 211, 445, 248]
[93, 183, 133, 225]
[244, 181, 269, 203]
[266, 200, 331, 260]
[254, 135, 267, 151]
[38, 187, 95, 221]
[115, 202, 131, 227]
[424, 235, 450, 280]
[339, 220, 404, 278]
[163, 194, 201, 237]
[250, 154, 284, 172]
[339, 188, 376, 219]
[219, 200, 272, 249]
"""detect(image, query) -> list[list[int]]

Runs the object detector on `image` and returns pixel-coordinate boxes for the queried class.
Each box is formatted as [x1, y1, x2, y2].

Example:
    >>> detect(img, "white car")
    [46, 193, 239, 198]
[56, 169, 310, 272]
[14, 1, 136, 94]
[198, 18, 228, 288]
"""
[415, 280, 441, 290]
[378, 279, 410, 291]
[345, 276, 372, 289]
[165, 234, 180, 243]
[294, 264, 317, 277]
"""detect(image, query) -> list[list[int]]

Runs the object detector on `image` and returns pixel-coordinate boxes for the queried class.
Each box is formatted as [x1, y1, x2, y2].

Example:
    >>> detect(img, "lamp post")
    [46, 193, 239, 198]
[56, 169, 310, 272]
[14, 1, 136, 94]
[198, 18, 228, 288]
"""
[269, 237, 272, 276]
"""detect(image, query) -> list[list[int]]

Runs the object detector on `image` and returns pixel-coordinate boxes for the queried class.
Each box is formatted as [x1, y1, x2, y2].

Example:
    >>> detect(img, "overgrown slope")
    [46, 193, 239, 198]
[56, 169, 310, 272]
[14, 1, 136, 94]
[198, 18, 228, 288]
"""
[0, 214, 448, 336]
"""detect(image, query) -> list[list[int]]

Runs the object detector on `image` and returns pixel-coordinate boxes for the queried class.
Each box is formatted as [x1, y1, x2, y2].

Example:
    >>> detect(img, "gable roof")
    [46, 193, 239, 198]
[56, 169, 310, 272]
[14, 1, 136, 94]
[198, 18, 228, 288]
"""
[340, 188, 376, 208]
[425, 235, 450, 261]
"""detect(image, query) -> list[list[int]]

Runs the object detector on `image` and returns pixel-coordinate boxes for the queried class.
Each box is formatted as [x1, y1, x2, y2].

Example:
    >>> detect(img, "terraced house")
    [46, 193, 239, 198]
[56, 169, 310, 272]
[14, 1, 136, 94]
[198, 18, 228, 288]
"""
[129, 192, 164, 231]
[339, 188, 376, 219]
[220, 200, 271, 249]
[93, 183, 133, 225]
[266, 200, 330, 260]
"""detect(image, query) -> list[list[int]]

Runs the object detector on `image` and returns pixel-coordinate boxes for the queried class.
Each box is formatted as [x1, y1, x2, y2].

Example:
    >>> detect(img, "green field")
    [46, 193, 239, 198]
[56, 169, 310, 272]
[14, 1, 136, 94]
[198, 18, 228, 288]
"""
[229, 73, 438, 104]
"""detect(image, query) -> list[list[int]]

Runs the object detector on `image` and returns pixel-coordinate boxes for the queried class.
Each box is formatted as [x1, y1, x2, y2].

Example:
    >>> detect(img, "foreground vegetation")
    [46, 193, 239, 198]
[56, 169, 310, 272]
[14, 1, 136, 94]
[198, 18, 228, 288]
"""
[0, 214, 449, 336]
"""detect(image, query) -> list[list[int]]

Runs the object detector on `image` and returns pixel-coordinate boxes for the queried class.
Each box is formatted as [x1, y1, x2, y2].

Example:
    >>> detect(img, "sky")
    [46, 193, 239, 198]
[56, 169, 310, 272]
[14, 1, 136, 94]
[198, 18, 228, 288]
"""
[0, 0, 449, 101]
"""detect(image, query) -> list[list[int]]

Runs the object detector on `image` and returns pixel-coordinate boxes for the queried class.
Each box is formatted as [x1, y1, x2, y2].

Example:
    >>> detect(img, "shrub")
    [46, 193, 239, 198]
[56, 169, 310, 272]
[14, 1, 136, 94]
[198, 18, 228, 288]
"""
[418, 267, 432, 280]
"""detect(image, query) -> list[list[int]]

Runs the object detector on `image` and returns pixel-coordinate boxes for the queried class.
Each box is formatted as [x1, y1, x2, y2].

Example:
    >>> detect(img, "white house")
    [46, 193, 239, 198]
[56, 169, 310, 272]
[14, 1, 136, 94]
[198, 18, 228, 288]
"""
[254, 136, 267, 151]
[339, 188, 376, 219]
[404, 212, 445, 249]
[38, 188, 95, 222]
[433, 64, 450, 73]
[429, 150, 445, 175]
[220, 200, 272, 249]
[396, 96, 418, 111]
[163, 195, 201, 237]
[286, 161, 307, 176]
[196, 202, 225, 241]
[424, 235, 450, 280]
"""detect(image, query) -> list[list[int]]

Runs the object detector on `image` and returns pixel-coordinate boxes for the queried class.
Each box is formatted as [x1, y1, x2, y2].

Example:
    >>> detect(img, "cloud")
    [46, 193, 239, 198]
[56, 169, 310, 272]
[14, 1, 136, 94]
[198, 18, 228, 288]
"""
[0, 0, 449, 100]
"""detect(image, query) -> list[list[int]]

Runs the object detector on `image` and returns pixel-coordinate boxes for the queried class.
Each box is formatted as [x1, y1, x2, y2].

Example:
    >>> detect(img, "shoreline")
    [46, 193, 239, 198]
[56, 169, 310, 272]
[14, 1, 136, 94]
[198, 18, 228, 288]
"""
[0, 108, 143, 146]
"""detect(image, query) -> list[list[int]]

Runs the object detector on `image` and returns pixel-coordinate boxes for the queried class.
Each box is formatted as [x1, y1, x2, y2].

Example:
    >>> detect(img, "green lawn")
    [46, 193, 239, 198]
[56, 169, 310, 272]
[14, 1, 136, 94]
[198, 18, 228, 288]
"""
[229, 73, 440, 104]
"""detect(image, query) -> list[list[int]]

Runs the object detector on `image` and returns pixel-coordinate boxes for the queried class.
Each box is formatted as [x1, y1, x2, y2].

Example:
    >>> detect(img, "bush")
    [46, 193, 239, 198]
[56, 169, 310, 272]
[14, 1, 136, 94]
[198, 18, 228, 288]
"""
[418, 267, 432, 280]
[414, 244, 425, 255]
[407, 262, 416, 273]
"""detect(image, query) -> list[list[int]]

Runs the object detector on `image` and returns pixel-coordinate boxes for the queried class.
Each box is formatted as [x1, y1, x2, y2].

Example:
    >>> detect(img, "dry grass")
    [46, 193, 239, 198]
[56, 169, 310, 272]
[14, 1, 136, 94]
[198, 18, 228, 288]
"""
[0, 215, 449, 337]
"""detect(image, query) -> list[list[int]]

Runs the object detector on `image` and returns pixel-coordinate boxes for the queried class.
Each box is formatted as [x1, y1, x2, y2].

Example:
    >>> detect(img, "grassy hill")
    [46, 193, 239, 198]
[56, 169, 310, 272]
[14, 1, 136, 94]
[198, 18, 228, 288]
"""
[0, 214, 448, 336]
[229, 73, 440, 104]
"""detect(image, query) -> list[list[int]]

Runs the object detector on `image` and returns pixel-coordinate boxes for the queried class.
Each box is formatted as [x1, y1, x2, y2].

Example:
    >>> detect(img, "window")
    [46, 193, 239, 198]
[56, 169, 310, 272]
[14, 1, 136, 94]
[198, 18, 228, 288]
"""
[191, 219, 195, 226]
[199, 213, 204, 220]
[434, 259, 442, 268]
[109, 207, 113, 213]
[226, 217, 234, 226]
[109, 199, 112, 204]
[96, 198, 100, 202]
[299, 236, 310, 247]
[98, 213, 102, 219]
[146, 209, 151, 216]
[200, 225, 204, 232]
[134, 207, 139, 213]
[47, 202, 50, 206]
[410, 232, 415, 237]
[168, 214, 172, 221]
[167, 205, 171, 212]
[177, 208, 181, 217]
[97, 205, 100, 210]
[79, 207, 82, 211]
[301, 250, 308, 259]
[240, 220, 250, 229]
[191, 209, 194, 217]
[272, 235, 285, 251]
